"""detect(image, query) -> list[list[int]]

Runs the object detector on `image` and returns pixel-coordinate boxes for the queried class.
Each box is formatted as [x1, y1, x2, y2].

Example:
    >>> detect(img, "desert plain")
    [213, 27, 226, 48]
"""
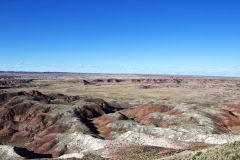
[1, 71, 240, 159]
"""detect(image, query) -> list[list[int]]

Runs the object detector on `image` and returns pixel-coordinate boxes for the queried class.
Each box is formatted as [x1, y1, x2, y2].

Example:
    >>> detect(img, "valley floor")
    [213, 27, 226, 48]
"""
[1, 72, 240, 159]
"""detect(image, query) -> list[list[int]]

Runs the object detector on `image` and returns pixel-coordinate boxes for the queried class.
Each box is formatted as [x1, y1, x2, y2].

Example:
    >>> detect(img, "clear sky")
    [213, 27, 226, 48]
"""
[0, 0, 240, 76]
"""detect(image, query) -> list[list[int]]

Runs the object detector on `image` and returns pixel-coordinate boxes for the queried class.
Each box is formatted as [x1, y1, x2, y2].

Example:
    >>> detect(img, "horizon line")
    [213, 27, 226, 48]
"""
[1, 70, 240, 79]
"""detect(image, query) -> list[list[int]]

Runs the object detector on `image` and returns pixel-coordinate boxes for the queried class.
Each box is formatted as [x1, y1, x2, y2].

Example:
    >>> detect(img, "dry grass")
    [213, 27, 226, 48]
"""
[6, 78, 240, 109]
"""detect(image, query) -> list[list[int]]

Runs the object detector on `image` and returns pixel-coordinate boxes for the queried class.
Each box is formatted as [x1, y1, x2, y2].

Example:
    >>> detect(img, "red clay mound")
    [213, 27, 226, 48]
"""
[93, 112, 128, 138]
[122, 105, 173, 118]
[223, 104, 240, 113]
[121, 104, 182, 126]
[210, 106, 240, 133]
[0, 90, 116, 157]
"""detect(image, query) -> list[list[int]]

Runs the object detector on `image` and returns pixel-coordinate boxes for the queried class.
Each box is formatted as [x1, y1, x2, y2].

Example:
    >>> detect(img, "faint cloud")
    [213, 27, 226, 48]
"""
[0, 62, 26, 68]
[73, 64, 97, 68]
[231, 64, 240, 68]
[111, 65, 148, 72]
[0, 62, 239, 76]
[16, 62, 23, 66]
[150, 65, 240, 76]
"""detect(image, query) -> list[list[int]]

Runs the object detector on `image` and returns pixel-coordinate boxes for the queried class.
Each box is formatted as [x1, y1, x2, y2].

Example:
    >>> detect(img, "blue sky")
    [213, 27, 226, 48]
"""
[0, 0, 240, 76]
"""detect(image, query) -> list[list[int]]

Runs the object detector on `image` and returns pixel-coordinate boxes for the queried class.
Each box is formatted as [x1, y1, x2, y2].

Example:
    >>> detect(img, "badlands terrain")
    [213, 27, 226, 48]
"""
[1, 71, 240, 159]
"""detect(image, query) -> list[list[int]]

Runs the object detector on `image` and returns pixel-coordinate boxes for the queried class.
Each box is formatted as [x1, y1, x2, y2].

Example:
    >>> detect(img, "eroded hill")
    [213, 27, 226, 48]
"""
[1, 72, 240, 159]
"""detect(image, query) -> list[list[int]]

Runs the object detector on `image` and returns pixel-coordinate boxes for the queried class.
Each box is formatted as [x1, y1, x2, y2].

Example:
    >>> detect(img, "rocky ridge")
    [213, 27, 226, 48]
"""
[1, 90, 240, 159]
